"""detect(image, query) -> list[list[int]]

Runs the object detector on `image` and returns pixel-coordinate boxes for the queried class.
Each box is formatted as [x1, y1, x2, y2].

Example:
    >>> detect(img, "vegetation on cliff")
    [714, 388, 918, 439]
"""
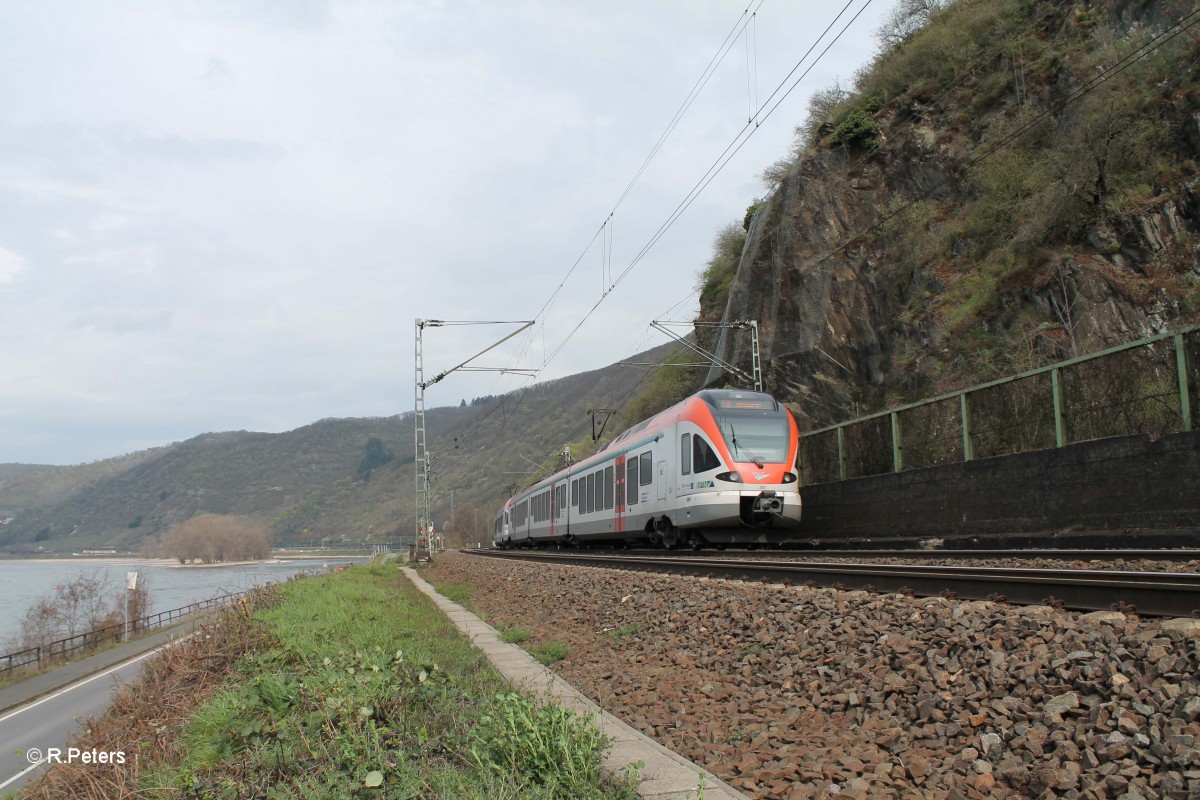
[673, 0, 1200, 428]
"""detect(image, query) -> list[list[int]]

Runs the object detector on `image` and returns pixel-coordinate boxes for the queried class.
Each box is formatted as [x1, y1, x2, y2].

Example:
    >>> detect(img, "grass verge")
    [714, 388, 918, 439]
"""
[25, 563, 635, 799]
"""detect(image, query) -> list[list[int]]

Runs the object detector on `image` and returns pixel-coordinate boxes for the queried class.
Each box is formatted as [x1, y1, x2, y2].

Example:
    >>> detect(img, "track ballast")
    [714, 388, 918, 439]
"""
[467, 549, 1200, 617]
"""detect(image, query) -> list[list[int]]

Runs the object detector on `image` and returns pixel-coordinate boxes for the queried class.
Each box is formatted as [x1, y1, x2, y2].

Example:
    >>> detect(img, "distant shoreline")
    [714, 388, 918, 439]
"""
[0, 556, 176, 565]
[0, 554, 373, 566]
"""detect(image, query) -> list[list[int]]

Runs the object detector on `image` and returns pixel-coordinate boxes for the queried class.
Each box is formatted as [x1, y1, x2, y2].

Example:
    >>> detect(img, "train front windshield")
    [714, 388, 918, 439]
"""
[716, 416, 790, 464]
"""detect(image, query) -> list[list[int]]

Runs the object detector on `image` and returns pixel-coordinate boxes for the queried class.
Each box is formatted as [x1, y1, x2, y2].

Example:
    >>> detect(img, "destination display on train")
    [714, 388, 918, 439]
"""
[716, 398, 772, 410]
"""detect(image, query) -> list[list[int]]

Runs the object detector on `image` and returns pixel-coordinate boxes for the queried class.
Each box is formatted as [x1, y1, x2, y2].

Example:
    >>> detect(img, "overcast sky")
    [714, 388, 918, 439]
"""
[1, 0, 897, 465]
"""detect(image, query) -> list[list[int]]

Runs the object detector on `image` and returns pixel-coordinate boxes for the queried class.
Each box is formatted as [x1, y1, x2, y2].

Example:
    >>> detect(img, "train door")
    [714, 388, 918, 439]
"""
[614, 454, 626, 533]
[554, 481, 566, 538]
[657, 460, 667, 502]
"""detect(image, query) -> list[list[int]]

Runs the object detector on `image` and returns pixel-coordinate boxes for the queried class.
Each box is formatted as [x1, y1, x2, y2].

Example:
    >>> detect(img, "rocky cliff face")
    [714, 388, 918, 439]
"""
[705, 0, 1200, 430]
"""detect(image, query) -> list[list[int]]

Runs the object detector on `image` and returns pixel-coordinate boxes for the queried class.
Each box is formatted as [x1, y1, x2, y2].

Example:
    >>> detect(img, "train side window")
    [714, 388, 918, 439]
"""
[693, 436, 721, 472]
[626, 458, 639, 505]
[604, 466, 614, 510]
[586, 472, 596, 514]
[559, 486, 566, 511]
[639, 451, 652, 486]
[681, 433, 692, 475]
[572, 479, 578, 507]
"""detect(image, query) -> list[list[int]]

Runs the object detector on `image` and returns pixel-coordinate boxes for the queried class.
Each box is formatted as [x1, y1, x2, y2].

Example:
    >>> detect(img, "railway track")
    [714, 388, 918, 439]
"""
[467, 550, 1200, 617]
[551, 548, 1200, 562]
[721, 548, 1200, 561]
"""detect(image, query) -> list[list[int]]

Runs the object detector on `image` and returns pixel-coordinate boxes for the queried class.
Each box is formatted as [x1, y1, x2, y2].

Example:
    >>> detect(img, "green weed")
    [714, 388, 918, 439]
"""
[145, 565, 633, 799]
[470, 691, 635, 798]
[435, 581, 474, 605]
[500, 627, 532, 644]
[601, 622, 644, 643]
[528, 641, 570, 665]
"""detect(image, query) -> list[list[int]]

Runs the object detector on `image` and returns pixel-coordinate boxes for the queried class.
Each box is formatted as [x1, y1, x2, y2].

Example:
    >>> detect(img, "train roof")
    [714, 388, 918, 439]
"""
[505, 389, 787, 503]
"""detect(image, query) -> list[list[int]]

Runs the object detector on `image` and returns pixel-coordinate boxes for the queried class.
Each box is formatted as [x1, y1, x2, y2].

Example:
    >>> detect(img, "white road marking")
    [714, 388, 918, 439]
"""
[0, 757, 47, 790]
[0, 634, 188, 725]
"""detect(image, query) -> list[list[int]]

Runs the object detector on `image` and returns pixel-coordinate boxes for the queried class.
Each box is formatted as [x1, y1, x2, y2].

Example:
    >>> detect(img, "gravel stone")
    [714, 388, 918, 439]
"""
[426, 553, 1200, 800]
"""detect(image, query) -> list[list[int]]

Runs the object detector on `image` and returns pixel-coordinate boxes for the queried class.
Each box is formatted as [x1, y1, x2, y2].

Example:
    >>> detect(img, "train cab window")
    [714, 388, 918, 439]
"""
[693, 436, 722, 473]
[604, 466, 614, 510]
[638, 451, 652, 486]
[681, 433, 692, 475]
[626, 458, 639, 505]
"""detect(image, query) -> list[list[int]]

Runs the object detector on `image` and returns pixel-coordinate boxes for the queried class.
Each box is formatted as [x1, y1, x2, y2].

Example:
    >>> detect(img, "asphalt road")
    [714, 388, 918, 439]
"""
[0, 643, 173, 793]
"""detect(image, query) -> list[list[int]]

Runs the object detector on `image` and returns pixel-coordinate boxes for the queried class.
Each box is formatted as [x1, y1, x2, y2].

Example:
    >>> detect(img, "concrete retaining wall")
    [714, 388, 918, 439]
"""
[798, 429, 1200, 547]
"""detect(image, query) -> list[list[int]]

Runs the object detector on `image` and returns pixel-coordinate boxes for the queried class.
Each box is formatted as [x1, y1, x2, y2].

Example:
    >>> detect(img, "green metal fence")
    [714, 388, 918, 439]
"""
[798, 324, 1198, 485]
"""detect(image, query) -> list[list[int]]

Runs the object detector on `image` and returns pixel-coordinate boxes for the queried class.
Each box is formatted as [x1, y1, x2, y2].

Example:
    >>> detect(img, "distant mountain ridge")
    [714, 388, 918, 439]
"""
[0, 344, 674, 552]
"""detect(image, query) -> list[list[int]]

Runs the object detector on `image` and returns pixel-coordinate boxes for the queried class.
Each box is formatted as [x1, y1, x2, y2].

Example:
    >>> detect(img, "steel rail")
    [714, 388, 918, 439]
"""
[617, 548, 1200, 562]
[466, 550, 1200, 618]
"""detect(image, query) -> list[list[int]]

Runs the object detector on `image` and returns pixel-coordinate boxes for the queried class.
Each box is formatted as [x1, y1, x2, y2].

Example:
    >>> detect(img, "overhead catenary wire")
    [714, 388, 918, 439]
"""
[447, 1, 786, 437]
[462, 0, 874, 449]
[489, 2, 1200, 462]
[539, 0, 874, 373]
[442, 0, 1090, 450]
[496, 0, 770, 385]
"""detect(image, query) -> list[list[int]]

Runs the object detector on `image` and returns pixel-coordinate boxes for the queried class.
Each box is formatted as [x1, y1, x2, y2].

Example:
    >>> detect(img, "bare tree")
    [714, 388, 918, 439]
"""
[10, 568, 151, 653]
[875, 0, 946, 52]
[800, 80, 852, 148]
[162, 514, 271, 563]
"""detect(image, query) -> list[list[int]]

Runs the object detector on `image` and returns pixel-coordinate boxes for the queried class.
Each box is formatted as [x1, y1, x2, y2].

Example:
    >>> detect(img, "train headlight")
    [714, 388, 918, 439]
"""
[781, 472, 798, 483]
[714, 471, 742, 483]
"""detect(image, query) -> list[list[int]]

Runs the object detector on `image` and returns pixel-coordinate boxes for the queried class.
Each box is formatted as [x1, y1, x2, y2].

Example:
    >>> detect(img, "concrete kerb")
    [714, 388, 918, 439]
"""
[401, 567, 748, 800]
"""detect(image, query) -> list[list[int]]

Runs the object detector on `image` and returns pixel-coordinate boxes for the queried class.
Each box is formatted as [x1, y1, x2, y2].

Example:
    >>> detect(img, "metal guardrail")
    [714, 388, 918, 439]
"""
[799, 324, 1198, 484]
[0, 590, 249, 679]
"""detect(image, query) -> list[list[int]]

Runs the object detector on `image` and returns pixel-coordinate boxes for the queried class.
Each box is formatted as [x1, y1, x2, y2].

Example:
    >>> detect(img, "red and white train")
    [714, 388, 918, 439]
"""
[493, 389, 801, 549]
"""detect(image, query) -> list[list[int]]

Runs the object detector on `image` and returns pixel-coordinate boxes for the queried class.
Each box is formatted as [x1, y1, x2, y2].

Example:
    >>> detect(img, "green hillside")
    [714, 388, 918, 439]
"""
[0, 345, 673, 553]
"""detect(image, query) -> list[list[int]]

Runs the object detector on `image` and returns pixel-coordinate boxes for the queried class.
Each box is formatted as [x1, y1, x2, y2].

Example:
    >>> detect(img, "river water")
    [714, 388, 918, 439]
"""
[0, 557, 367, 648]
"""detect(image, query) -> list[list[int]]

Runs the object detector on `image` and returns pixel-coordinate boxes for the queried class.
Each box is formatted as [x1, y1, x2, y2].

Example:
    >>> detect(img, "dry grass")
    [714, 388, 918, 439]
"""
[20, 588, 280, 799]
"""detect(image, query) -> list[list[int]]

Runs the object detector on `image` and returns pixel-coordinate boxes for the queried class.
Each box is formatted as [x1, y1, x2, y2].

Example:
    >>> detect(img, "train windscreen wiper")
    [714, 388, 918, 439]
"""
[728, 424, 764, 468]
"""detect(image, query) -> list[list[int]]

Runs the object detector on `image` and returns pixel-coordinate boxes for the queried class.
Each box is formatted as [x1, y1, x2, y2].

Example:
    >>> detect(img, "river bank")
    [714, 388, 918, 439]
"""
[19, 563, 640, 799]
[0, 557, 366, 646]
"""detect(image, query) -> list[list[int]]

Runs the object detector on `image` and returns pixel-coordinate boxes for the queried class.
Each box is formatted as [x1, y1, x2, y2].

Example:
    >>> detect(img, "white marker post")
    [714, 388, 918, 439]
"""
[124, 571, 138, 642]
